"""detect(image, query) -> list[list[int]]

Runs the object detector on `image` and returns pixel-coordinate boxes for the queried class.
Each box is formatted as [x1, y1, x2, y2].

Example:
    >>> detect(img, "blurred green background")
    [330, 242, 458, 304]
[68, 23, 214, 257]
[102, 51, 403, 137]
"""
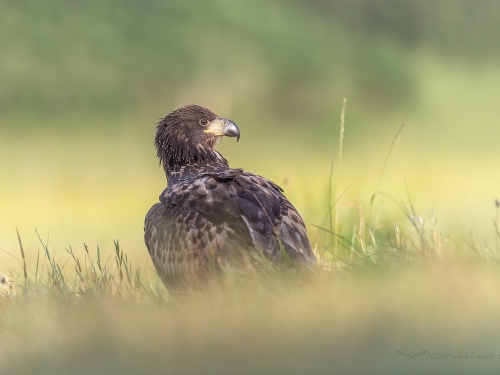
[1, 0, 500, 266]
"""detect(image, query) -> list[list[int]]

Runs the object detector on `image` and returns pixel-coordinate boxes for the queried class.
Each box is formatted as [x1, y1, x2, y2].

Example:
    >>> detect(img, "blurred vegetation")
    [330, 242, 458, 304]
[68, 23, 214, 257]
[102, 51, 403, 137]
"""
[1, 0, 500, 262]
[2, 216, 500, 374]
[2, 0, 500, 129]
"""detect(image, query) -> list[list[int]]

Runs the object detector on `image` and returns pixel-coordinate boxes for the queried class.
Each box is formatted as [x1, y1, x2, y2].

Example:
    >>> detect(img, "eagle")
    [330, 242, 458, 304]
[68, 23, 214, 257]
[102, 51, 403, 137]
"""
[144, 105, 316, 291]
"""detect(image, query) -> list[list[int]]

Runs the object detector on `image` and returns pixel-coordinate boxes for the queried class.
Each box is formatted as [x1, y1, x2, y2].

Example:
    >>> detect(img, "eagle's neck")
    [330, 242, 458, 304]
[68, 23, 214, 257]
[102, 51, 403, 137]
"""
[162, 146, 229, 185]
[167, 161, 229, 185]
[156, 125, 230, 185]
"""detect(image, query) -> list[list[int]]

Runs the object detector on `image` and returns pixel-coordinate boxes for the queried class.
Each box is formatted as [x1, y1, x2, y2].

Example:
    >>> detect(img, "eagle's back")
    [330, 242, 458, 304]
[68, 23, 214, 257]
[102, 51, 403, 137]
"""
[144, 168, 316, 290]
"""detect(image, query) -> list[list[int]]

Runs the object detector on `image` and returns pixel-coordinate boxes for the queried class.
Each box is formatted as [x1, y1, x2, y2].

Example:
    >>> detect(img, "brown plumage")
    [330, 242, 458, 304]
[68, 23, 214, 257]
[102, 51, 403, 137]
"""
[144, 105, 316, 292]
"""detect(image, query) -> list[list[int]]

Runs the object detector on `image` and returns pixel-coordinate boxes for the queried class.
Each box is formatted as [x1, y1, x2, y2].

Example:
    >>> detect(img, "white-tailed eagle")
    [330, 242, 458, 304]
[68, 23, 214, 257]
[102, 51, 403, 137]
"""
[145, 105, 316, 291]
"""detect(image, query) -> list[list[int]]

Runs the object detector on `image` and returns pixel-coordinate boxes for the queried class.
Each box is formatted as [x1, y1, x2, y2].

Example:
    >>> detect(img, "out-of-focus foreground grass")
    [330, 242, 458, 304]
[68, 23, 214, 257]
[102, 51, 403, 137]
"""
[2, 0, 500, 261]
[2, 231, 500, 374]
[2, 1, 500, 373]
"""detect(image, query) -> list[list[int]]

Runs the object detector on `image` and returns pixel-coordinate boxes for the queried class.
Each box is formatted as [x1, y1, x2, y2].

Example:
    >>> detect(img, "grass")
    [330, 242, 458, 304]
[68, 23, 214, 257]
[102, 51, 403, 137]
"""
[2, 212, 500, 374]
[2, 110, 500, 374]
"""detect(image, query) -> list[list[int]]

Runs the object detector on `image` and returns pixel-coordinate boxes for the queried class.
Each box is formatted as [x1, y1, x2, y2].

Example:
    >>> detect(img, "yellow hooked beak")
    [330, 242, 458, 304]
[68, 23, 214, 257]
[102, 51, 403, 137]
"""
[203, 118, 240, 142]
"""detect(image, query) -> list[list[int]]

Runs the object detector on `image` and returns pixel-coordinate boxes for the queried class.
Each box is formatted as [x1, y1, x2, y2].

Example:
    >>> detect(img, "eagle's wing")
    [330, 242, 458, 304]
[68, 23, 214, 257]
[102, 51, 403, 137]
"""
[218, 169, 316, 264]
[144, 168, 316, 289]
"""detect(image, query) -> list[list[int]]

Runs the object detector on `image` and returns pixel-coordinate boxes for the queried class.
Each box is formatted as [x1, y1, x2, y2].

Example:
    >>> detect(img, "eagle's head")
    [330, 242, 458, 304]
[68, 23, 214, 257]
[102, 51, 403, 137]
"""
[155, 105, 240, 172]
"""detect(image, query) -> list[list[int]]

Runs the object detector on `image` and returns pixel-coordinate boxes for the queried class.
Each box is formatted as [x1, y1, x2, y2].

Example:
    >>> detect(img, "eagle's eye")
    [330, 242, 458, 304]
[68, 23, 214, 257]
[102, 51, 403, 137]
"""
[199, 118, 208, 127]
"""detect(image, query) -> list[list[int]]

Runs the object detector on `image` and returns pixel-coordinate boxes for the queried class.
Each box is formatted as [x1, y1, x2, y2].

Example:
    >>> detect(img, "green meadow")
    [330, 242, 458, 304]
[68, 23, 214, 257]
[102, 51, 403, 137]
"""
[2, 1, 500, 374]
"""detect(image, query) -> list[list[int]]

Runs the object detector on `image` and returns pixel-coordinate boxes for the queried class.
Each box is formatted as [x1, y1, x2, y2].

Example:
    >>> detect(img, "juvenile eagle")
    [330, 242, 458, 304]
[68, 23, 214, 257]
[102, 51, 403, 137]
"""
[145, 105, 316, 291]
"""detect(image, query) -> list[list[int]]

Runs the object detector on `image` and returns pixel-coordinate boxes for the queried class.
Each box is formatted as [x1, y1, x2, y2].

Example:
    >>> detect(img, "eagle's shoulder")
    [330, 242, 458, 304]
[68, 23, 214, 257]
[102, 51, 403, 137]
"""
[157, 168, 315, 264]
[159, 168, 283, 226]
